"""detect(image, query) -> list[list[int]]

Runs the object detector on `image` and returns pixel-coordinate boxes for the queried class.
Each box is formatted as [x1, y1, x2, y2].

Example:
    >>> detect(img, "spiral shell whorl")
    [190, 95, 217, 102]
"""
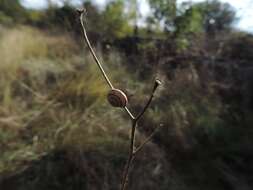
[107, 89, 128, 108]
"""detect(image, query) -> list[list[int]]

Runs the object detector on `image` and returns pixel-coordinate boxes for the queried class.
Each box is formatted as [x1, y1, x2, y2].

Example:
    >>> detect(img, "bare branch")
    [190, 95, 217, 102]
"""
[136, 79, 162, 121]
[120, 80, 161, 190]
[134, 124, 162, 155]
[124, 106, 135, 120]
[120, 120, 137, 190]
[78, 9, 114, 89]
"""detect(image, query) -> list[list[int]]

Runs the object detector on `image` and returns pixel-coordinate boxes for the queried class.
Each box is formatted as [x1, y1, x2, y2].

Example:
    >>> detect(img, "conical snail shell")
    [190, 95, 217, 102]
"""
[107, 89, 128, 108]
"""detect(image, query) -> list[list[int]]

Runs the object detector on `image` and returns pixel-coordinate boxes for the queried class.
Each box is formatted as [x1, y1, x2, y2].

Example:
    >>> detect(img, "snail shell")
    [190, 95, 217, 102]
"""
[107, 89, 128, 108]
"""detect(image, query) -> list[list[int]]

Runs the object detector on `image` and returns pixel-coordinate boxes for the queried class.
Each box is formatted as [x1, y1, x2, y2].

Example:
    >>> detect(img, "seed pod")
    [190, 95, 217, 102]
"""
[107, 89, 128, 108]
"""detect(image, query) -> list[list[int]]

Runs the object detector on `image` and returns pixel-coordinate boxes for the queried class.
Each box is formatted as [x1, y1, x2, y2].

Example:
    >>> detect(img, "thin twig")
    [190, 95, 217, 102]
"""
[79, 9, 137, 120]
[136, 93, 154, 121]
[120, 120, 137, 190]
[78, 9, 114, 89]
[134, 124, 161, 155]
[124, 106, 135, 120]
[136, 79, 161, 120]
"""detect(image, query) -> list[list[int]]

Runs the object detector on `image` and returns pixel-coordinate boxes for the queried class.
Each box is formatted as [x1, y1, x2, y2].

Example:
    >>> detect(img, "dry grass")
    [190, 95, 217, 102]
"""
[0, 26, 136, 178]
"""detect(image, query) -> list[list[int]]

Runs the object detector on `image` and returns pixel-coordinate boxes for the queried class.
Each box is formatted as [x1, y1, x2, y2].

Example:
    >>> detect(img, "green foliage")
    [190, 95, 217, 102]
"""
[25, 10, 44, 25]
[0, 0, 26, 23]
[42, 4, 77, 31]
[175, 6, 203, 35]
[36, 1, 132, 42]
[148, 0, 177, 31]
[174, 4, 204, 51]
[174, 0, 236, 51]
[0, 11, 13, 25]
[82, 1, 103, 34]
[126, 0, 138, 21]
[191, 0, 236, 34]
[101, 0, 132, 41]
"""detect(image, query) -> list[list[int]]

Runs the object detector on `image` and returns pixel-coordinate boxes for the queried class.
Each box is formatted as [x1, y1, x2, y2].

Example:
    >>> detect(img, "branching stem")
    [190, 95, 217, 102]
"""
[120, 80, 161, 190]
[78, 8, 162, 190]
[134, 124, 161, 155]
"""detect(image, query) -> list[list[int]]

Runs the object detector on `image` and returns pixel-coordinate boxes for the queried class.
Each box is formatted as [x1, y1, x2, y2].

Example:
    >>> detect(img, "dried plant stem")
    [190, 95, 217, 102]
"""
[134, 124, 161, 155]
[120, 120, 137, 190]
[77, 8, 162, 190]
[120, 80, 161, 190]
[120, 123, 161, 190]
[78, 9, 134, 120]
[79, 10, 114, 89]
[124, 107, 135, 120]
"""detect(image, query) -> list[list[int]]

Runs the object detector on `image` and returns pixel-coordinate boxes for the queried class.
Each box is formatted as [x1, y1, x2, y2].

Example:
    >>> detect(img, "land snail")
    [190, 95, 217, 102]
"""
[107, 88, 128, 108]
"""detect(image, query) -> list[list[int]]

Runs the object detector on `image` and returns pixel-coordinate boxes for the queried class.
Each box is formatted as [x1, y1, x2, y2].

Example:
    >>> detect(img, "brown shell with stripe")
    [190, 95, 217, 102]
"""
[107, 89, 128, 108]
